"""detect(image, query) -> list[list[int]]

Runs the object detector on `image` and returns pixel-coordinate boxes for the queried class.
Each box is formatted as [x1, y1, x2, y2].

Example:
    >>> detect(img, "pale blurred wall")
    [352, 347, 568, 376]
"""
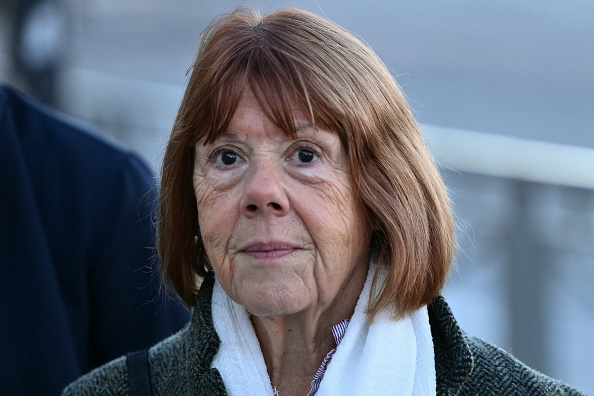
[1, 0, 593, 393]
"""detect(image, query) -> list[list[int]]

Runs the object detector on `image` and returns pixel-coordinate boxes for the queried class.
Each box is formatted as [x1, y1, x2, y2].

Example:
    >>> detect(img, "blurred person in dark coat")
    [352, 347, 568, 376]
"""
[0, 85, 190, 395]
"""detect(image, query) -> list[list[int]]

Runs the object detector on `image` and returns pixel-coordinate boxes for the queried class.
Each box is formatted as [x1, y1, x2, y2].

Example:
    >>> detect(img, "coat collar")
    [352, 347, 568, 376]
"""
[185, 272, 227, 395]
[428, 295, 474, 395]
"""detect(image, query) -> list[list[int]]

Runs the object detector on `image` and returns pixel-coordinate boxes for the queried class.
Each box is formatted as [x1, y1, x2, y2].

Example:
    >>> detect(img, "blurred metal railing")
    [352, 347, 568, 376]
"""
[425, 125, 594, 391]
[423, 124, 594, 190]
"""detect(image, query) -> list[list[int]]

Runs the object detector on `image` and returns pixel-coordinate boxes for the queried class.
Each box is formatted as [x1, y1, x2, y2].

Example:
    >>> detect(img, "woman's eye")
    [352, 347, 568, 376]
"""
[298, 149, 315, 163]
[220, 151, 237, 165]
[211, 149, 239, 167]
[288, 144, 320, 165]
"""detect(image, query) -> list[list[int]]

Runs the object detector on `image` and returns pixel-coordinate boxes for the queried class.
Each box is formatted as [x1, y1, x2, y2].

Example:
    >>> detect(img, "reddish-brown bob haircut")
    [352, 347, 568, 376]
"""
[158, 7, 455, 319]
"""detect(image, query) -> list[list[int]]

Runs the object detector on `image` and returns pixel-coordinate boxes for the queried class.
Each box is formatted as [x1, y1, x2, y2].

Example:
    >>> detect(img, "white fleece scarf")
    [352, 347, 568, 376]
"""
[211, 265, 436, 396]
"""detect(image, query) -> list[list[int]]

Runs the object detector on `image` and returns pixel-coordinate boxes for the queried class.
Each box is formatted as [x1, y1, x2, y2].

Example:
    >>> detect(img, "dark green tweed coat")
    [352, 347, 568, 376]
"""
[63, 272, 584, 395]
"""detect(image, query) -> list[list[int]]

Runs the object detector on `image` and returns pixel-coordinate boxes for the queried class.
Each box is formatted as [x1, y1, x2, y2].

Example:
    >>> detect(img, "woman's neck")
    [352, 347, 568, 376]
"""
[251, 313, 336, 394]
[249, 263, 367, 396]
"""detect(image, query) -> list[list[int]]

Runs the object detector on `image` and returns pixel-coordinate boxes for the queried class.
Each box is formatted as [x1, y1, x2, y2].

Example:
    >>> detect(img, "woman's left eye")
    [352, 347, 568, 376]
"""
[298, 149, 315, 163]
[291, 145, 319, 164]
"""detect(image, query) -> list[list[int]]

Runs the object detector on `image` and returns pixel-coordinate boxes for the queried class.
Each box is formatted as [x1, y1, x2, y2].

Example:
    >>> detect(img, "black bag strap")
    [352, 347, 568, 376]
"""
[127, 349, 152, 396]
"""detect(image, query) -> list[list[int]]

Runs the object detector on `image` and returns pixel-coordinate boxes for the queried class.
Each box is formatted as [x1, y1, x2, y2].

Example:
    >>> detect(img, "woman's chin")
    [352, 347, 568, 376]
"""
[234, 282, 313, 318]
[225, 261, 316, 317]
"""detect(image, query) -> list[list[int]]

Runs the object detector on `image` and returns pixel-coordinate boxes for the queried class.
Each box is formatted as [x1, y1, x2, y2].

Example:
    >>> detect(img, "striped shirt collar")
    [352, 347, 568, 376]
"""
[307, 319, 350, 396]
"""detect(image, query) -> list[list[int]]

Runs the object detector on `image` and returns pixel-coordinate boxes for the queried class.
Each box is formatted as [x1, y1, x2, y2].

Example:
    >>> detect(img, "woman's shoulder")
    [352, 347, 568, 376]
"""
[61, 330, 188, 396]
[428, 296, 585, 395]
[463, 335, 584, 395]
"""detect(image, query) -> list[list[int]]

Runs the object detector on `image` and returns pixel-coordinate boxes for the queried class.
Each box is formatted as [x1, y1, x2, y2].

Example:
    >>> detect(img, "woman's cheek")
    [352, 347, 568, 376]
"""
[195, 175, 234, 244]
[197, 184, 235, 229]
[198, 201, 237, 277]
[203, 167, 244, 191]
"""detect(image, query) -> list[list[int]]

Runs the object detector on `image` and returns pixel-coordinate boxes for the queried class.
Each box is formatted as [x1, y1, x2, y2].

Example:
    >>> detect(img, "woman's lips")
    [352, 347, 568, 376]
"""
[242, 242, 297, 260]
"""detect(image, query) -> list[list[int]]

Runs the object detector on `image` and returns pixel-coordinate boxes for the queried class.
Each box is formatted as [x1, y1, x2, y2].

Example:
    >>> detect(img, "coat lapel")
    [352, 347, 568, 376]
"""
[185, 272, 227, 395]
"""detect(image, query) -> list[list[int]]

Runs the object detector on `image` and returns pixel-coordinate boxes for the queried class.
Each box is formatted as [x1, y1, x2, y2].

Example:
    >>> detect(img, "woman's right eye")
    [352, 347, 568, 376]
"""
[210, 148, 240, 167]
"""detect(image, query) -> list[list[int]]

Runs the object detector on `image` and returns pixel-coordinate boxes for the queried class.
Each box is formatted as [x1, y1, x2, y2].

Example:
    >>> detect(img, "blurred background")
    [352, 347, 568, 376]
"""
[1, 0, 593, 392]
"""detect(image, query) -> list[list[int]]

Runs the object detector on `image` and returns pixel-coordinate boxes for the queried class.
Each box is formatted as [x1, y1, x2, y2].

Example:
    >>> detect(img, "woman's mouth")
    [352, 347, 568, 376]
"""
[242, 242, 297, 260]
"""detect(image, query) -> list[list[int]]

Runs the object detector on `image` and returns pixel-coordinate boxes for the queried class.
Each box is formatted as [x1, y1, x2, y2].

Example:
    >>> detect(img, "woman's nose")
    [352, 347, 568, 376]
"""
[240, 162, 290, 218]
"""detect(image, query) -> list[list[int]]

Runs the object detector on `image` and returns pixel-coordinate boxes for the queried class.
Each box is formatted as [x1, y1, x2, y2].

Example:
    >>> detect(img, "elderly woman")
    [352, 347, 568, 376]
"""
[63, 7, 583, 396]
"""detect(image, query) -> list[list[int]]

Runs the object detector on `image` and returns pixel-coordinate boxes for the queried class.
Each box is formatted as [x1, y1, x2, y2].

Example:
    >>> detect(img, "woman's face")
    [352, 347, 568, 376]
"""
[193, 89, 370, 317]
